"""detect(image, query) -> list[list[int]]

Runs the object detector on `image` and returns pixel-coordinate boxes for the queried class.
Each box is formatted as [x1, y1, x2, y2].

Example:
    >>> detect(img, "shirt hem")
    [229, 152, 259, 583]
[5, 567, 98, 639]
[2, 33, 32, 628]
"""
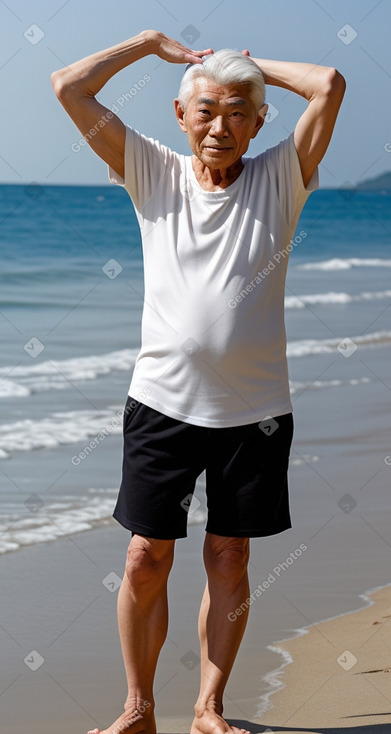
[127, 390, 293, 428]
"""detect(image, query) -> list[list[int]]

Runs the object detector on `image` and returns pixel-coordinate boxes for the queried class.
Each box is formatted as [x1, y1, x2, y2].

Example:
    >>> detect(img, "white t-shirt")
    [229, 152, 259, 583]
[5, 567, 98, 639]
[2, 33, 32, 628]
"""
[108, 125, 318, 427]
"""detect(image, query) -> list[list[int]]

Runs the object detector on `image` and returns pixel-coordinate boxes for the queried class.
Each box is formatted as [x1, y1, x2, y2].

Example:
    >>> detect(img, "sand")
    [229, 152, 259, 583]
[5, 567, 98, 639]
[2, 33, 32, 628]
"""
[156, 587, 391, 734]
[1, 499, 391, 734]
[259, 584, 391, 732]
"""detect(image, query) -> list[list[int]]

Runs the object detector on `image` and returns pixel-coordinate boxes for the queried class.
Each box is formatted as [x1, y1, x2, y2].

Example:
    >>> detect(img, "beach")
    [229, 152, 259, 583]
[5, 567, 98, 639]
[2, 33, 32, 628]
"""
[2, 498, 391, 734]
[1, 0, 391, 725]
[1, 183, 391, 732]
[260, 584, 391, 732]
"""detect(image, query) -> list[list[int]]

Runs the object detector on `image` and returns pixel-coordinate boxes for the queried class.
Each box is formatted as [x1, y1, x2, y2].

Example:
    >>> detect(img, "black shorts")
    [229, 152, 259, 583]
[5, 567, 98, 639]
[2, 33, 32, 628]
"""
[113, 396, 294, 540]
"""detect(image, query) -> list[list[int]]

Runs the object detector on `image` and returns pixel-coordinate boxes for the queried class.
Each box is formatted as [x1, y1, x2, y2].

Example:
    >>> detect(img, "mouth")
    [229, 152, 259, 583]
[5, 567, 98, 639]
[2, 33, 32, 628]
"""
[204, 146, 232, 152]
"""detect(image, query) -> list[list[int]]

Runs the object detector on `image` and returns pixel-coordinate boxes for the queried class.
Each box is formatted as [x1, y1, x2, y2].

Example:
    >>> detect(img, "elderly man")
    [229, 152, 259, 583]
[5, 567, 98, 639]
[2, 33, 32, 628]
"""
[51, 30, 345, 734]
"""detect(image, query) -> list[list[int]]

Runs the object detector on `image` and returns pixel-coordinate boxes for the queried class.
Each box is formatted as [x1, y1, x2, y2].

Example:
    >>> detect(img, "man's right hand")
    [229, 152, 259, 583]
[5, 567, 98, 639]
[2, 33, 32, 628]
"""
[51, 30, 212, 182]
[151, 30, 213, 65]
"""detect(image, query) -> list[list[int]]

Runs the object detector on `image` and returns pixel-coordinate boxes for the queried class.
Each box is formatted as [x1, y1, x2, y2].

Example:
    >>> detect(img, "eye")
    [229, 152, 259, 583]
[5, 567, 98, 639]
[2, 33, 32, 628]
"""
[199, 109, 210, 115]
[231, 111, 243, 117]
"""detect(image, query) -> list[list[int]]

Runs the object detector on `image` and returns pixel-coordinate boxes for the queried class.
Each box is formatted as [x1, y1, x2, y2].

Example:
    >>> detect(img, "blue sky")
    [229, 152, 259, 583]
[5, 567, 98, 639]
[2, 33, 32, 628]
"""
[1, 0, 390, 187]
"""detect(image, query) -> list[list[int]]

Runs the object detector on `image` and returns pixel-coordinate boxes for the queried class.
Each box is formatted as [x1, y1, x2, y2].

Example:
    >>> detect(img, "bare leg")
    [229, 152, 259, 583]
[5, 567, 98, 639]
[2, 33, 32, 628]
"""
[191, 534, 251, 734]
[88, 534, 175, 734]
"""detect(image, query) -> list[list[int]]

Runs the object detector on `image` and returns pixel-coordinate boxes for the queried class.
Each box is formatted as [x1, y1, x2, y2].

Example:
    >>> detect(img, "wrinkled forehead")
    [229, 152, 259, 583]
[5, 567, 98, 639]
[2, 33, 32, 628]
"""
[187, 76, 254, 106]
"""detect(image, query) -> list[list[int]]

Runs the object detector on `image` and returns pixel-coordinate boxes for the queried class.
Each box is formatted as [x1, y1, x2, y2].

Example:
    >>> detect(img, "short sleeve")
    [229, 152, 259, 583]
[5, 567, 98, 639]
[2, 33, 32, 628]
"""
[107, 125, 174, 211]
[263, 131, 319, 228]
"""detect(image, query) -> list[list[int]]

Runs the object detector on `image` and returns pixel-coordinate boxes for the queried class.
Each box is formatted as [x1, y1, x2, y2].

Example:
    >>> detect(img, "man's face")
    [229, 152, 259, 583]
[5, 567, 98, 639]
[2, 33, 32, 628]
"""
[175, 77, 266, 169]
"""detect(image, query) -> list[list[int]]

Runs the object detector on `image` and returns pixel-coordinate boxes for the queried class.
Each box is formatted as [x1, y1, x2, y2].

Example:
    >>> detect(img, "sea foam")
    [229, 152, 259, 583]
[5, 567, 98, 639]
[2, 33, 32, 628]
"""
[297, 257, 391, 271]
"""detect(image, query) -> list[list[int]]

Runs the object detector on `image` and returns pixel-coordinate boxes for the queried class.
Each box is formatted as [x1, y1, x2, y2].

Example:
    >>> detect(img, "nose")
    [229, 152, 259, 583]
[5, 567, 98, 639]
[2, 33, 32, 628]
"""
[209, 115, 229, 137]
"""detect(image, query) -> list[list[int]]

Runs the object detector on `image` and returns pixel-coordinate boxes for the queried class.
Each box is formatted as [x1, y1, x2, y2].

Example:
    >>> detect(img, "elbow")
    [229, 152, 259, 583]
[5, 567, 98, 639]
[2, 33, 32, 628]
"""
[324, 68, 346, 100]
[331, 68, 346, 94]
[50, 70, 74, 101]
[50, 70, 66, 99]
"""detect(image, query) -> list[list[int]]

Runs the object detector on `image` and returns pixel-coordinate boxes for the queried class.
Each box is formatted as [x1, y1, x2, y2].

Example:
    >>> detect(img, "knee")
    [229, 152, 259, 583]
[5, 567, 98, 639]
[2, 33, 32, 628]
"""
[204, 535, 249, 592]
[125, 535, 175, 589]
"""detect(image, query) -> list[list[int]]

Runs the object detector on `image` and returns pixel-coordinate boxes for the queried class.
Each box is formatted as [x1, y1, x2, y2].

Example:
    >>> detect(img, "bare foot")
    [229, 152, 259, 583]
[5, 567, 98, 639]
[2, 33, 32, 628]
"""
[87, 706, 156, 734]
[191, 709, 250, 734]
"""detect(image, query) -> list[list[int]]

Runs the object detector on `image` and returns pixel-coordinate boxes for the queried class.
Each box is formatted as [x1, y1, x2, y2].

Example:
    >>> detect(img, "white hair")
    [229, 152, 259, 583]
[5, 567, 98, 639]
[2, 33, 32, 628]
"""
[177, 49, 266, 112]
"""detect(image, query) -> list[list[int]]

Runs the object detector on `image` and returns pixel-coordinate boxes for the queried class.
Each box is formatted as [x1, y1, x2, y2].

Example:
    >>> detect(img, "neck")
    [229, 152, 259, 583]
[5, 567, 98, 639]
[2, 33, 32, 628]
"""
[192, 157, 244, 191]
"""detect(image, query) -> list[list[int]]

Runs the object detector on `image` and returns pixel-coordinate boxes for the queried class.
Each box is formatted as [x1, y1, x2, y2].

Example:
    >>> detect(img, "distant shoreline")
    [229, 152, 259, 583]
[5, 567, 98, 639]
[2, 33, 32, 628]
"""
[1, 176, 391, 190]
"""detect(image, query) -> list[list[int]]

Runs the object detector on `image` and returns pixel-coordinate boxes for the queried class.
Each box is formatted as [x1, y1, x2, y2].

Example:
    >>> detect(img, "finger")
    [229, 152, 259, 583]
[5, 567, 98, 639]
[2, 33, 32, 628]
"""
[185, 48, 214, 64]
[241, 49, 250, 56]
[192, 47, 214, 58]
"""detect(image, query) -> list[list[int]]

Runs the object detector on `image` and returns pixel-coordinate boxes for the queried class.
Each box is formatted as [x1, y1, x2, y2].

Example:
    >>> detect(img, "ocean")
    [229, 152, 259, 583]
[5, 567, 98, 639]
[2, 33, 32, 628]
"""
[1, 182, 390, 555]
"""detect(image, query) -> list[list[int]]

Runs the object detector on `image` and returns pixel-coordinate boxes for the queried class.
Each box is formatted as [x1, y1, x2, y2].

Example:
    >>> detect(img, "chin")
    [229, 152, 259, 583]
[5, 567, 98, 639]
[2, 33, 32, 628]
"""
[201, 152, 234, 166]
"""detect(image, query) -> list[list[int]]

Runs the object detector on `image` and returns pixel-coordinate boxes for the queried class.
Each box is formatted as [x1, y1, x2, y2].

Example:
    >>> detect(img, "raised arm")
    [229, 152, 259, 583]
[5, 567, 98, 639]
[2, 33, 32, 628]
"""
[50, 30, 213, 180]
[249, 57, 346, 188]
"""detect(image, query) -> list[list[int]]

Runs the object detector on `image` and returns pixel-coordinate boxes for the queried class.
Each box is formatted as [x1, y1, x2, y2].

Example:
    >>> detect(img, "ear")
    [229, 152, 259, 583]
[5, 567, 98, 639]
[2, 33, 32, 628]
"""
[174, 99, 188, 133]
[251, 103, 268, 138]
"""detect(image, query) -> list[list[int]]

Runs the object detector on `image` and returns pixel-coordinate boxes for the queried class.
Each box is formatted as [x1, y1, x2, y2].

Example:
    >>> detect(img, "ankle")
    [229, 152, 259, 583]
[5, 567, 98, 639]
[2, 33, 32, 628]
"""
[194, 695, 223, 718]
[124, 696, 154, 717]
